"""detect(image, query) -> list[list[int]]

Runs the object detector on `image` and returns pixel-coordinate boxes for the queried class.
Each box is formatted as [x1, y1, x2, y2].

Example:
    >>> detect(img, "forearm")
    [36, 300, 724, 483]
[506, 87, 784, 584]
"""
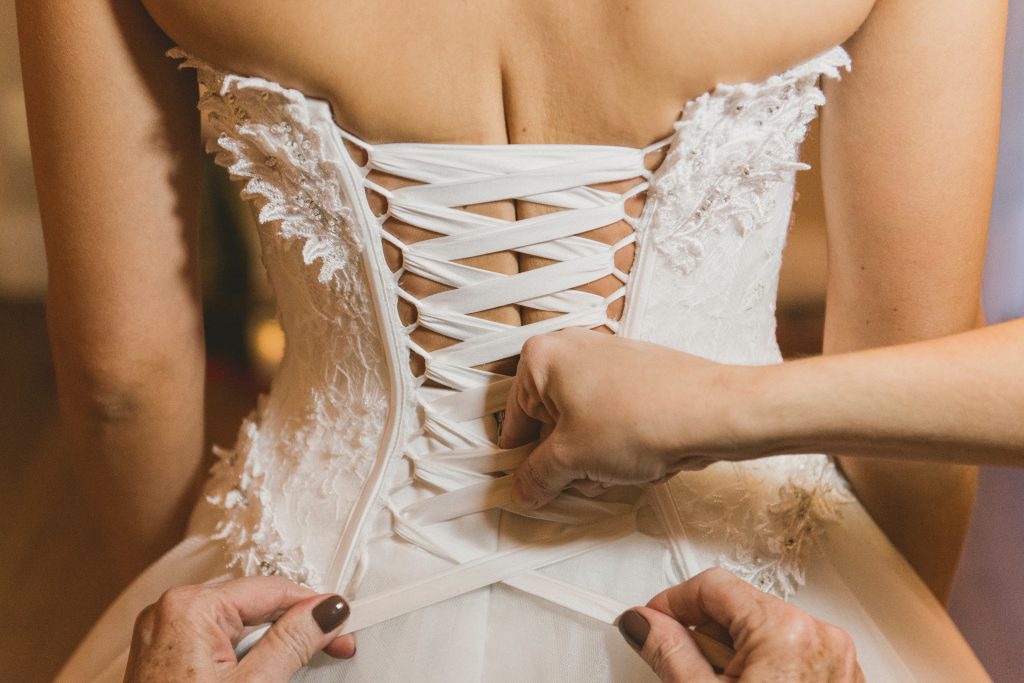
[54, 347, 206, 580]
[18, 0, 205, 580]
[744, 319, 1024, 466]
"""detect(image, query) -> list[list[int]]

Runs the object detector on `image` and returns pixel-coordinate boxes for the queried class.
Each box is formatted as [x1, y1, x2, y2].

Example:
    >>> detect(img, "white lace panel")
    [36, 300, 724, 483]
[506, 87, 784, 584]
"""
[171, 49, 390, 586]
[624, 46, 854, 596]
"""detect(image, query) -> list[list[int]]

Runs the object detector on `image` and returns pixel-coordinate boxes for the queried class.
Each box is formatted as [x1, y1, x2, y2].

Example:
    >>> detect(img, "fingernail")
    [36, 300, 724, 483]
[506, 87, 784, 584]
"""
[617, 609, 650, 652]
[312, 595, 350, 633]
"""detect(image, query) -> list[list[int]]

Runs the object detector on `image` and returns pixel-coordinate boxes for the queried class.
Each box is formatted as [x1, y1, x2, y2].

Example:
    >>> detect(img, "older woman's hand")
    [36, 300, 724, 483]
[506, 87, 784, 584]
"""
[501, 328, 756, 508]
[620, 568, 864, 682]
[125, 576, 355, 682]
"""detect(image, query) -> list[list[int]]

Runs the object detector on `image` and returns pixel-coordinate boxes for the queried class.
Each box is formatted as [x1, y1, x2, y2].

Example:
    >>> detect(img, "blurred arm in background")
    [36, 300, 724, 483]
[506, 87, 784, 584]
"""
[16, 0, 203, 581]
[821, 0, 1006, 600]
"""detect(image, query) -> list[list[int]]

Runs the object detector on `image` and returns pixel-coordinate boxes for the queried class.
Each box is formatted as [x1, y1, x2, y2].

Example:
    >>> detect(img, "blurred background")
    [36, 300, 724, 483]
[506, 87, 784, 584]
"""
[1, 1, 1022, 680]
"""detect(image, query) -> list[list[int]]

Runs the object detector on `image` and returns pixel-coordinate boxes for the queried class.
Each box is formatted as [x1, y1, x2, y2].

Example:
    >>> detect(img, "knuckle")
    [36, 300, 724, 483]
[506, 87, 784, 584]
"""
[825, 624, 859, 672]
[775, 609, 817, 649]
[520, 334, 552, 363]
[697, 567, 743, 596]
[132, 603, 157, 639]
[702, 567, 732, 584]
[645, 631, 688, 680]
[519, 459, 553, 494]
[544, 439, 580, 478]
[154, 585, 201, 621]
[265, 617, 314, 668]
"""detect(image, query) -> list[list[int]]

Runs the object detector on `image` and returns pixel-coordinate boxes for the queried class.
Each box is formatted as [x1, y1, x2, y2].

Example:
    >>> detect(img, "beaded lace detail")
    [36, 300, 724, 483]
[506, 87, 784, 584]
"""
[646, 51, 847, 275]
[630, 47, 854, 597]
[171, 44, 852, 602]
[171, 48, 390, 585]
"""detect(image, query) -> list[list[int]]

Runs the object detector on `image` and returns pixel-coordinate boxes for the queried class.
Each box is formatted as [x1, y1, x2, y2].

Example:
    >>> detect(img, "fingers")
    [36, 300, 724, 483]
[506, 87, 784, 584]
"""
[512, 438, 577, 509]
[572, 479, 607, 497]
[646, 567, 769, 635]
[501, 333, 570, 449]
[498, 375, 541, 449]
[618, 608, 719, 683]
[322, 631, 358, 660]
[207, 575, 319, 628]
[237, 593, 353, 681]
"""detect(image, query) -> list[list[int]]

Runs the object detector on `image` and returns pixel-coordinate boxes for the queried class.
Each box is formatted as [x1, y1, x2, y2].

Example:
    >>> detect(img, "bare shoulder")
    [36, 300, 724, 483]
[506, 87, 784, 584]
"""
[141, 0, 877, 144]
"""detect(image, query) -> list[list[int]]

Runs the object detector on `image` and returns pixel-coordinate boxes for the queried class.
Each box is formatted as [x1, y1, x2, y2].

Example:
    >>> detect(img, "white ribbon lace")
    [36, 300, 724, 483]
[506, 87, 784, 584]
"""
[328, 129, 674, 633]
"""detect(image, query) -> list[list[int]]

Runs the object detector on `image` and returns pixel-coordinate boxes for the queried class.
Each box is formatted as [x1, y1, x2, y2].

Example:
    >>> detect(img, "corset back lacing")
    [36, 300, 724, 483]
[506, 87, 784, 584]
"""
[321, 129, 677, 634]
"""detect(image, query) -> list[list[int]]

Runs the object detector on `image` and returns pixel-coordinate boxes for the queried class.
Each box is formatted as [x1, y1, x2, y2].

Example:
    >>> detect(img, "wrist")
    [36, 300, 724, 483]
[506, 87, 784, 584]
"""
[662, 359, 782, 462]
[725, 359, 829, 459]
[719, 363, 782, 459]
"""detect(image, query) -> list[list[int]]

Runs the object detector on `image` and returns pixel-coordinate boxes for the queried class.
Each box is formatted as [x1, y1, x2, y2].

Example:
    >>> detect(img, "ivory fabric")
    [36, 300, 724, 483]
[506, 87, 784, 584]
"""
[57, 45, 989, 682]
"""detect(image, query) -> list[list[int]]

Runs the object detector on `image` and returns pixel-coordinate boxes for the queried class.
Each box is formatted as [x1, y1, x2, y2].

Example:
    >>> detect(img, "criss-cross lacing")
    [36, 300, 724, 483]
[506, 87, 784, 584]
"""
[329, 130, 674, 633]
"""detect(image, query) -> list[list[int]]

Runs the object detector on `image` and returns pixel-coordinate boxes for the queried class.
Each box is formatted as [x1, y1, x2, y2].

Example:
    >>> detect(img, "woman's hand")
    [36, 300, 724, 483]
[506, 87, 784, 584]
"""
[500, 328, 756, 508]
[125, 576, 355, 682]
[619, 567, 864, 682]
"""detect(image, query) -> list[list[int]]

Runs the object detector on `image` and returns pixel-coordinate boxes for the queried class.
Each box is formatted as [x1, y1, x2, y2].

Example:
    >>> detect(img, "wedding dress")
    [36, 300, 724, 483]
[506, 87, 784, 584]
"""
[58, 44, 990, 682]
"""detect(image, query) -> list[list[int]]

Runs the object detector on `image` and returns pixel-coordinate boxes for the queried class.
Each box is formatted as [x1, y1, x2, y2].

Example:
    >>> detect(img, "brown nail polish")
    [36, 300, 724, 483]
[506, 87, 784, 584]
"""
[312, 595, 350, 633]
[617, 609, 650, 652]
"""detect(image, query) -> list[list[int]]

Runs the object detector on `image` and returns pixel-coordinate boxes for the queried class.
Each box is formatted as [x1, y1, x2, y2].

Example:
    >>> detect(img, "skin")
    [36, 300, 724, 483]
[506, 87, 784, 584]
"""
[502, 323, 1024, 509]
[126, 576, 355, 681]
[626, 568, 864, 682]
[125, 568, 863, 682]
[16, 0, 1002, 608]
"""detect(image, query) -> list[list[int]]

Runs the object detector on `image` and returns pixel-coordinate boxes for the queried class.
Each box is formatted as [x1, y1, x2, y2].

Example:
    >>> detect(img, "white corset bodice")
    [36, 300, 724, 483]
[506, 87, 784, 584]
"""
[171, 44, 854, 632]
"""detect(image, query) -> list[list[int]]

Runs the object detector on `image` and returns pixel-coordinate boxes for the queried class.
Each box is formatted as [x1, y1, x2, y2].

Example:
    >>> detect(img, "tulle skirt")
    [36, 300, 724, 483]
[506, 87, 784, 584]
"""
[58, 494, 989, 682]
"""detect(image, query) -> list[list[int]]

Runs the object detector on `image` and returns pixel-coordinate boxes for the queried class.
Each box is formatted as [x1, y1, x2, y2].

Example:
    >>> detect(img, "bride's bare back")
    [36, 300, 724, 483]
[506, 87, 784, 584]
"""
[145, 0, 872, 378]
[16, 0, 1005, 600]
[144, 0, 870, 147]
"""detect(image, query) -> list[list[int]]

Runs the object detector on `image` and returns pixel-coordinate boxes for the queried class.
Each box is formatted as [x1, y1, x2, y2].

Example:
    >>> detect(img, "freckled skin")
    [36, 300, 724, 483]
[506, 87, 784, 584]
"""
[630, 568, 865, 681]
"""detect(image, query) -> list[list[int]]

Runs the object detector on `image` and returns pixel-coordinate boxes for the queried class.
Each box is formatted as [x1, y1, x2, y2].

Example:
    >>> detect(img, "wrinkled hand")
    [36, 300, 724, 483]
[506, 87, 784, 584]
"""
[501, 328, 751, 508]
[125, 576, 355, 682]
[619, 567, 864, 682]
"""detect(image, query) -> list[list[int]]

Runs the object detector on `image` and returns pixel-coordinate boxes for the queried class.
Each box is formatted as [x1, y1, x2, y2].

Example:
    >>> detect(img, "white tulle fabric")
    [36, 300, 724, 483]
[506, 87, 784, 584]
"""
[57, 46, 990, 682]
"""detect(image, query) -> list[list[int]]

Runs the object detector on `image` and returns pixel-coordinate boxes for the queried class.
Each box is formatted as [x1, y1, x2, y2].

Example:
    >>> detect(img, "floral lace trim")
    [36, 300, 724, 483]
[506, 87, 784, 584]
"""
[671, 458, 852, 598]
[168, 48, 359, 284]
[169, 47, 374, 585]
[647, 46, 850, 274]
[722, 462, 853, 597]
[201, 405, 313, 583]
[646, 46, 854, 597]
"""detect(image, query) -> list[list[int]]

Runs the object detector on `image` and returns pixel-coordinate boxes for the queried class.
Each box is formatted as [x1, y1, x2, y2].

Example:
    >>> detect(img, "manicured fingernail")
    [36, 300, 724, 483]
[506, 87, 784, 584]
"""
[617, 609, 650, 652]
[312, 595, 350, 633]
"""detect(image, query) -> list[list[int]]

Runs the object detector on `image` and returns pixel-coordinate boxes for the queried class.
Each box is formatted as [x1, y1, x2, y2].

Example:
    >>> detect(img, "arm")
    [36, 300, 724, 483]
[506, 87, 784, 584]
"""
[819, 0, 1007, 600]
[745, 318, 1024, 465]
[17, 0, 203, 580]
[503, 325, 1023, 512]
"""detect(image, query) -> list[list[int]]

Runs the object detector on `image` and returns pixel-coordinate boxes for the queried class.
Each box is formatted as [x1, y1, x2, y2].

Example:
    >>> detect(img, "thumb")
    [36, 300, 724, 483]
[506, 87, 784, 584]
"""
[512, 435, 576, 509]
[618, 608, 718, 683]
[237, 594, 351, 680]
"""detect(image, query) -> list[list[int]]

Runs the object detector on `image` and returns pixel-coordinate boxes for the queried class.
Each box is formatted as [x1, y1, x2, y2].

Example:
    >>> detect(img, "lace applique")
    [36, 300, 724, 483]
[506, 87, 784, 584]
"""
[670, 458, 852, 598]
[647, 48, 850, 275]
[168, 48, 358, 284]
[170, 48, 391, 587]
[170, 42, 854, 600]
[722, 461, 853, 597]
[202, 406, 312, 583]
[636, 47, 854, 598]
